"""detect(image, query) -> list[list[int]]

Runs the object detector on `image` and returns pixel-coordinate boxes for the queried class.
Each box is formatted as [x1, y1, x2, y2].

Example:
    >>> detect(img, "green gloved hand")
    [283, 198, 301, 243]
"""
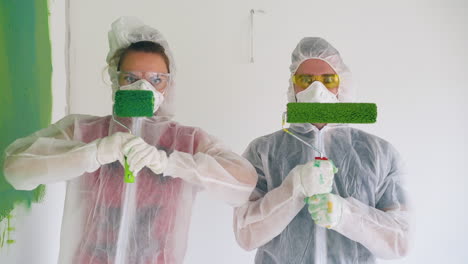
[305, 193, 343, 229]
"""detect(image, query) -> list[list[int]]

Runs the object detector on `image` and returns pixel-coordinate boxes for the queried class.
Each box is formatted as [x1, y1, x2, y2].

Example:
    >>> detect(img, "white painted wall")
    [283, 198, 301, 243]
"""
[3, 0, 467, 263]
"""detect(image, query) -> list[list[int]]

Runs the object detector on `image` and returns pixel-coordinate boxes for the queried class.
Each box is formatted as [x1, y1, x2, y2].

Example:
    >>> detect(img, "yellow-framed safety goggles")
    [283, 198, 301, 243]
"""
[292, 74, 340, 90]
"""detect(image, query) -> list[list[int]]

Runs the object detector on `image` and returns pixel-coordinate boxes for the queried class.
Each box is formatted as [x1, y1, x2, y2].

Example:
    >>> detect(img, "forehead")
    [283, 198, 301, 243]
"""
[295, 59, 336, 75]
[120, 51, 168, 73]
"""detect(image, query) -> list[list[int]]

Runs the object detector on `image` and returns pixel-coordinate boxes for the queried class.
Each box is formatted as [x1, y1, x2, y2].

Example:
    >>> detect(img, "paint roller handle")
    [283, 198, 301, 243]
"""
[124, 156, 135, 183]
[314, 157, 338, 173]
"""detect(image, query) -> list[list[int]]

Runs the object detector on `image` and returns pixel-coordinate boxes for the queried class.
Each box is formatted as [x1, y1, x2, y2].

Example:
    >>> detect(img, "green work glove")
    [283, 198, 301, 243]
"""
[305, 193, 343, 229]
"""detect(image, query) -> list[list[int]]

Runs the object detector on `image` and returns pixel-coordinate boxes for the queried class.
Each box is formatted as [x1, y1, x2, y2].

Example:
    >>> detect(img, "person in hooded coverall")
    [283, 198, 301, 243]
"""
[233, 37, 409, 263]
[3, 17, 257, 264]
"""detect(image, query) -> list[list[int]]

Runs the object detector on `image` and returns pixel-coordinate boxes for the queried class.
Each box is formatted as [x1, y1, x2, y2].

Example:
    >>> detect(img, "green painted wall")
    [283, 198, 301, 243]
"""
[0, 0, 52, 247]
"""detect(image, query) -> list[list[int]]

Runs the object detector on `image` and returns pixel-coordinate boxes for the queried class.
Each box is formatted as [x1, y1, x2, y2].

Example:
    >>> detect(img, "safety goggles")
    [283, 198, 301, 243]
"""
[117, 71, 171, 91]
[292, 74, 340, 90]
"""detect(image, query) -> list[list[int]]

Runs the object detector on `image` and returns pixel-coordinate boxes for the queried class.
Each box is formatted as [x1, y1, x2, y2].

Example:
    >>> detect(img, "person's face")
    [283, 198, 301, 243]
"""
[119, 51, 169, 93]
[293, 59, 338, 95]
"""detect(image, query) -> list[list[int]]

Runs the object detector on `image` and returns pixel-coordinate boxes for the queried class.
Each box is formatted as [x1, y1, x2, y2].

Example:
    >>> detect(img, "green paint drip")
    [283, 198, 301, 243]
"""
[0, 0, 52, 247]
[0, 214, 16, 246]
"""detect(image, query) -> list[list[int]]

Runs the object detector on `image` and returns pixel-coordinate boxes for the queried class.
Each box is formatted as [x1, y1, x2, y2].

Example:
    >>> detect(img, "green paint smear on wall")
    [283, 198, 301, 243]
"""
[0, 0, 52, 246]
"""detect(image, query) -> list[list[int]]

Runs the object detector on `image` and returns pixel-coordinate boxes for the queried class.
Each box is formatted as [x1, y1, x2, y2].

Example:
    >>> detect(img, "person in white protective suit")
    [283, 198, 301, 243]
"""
[233, 37, 410, 263]
[4, 17, 257, 264]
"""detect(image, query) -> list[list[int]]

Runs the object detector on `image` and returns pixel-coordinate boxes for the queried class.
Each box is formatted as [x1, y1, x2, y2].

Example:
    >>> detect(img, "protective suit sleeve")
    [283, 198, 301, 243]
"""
[232, 142, 307, 251]
[163, 129, 258, 207]
[332, 196, 409, 259]
[331, 146, 409, 259]
[233, 167, 306, 251]
[4, 115, 101, 190]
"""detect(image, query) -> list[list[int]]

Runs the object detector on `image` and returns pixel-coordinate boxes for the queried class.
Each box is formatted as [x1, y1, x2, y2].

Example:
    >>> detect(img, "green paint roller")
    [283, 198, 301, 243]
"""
[286, 103, 377, 124]
[114, 90, 155, 117]
[113, 90, 154, 183]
